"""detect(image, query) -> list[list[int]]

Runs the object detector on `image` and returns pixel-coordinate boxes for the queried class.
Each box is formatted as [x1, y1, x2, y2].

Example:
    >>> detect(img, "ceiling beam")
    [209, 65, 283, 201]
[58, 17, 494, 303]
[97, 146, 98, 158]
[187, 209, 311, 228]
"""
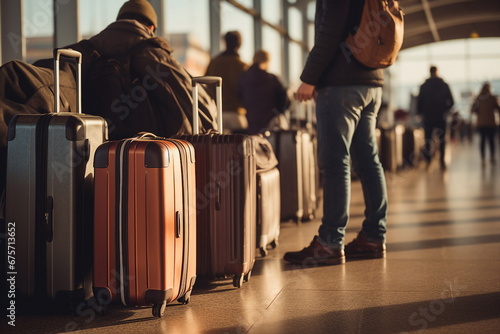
[405, 13, 500, 37]
[402, 0, 476, 15]
[421, 0, 441, 42]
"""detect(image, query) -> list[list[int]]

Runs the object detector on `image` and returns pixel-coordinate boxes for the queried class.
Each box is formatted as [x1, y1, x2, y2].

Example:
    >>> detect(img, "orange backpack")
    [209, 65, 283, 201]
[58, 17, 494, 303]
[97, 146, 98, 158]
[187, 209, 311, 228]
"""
[344, 0, 404, 69]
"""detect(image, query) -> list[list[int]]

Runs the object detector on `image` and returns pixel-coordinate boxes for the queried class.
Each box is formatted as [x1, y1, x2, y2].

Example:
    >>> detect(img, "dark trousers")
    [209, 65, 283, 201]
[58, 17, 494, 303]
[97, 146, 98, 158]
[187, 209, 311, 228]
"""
[477, 127, 496, 160]
[423, 121, 447, 166]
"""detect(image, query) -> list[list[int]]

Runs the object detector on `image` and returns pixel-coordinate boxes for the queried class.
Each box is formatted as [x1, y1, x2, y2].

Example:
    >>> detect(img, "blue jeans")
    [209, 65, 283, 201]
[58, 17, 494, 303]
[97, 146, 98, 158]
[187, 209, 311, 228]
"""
[315, 85, 388, 248]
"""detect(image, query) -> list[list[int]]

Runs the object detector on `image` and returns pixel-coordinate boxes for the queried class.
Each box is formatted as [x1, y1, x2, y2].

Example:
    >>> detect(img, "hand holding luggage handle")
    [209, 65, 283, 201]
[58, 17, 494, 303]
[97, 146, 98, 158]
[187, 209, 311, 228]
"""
[288, 95, 314, 131]
[53, 48, 82, 114]
[192, 76, 222, 134]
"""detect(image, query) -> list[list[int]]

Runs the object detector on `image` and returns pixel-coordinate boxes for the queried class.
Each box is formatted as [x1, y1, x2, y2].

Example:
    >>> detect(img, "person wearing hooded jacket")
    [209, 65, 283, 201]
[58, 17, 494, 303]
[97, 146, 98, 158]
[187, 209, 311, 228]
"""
[64, 0, 217, 139]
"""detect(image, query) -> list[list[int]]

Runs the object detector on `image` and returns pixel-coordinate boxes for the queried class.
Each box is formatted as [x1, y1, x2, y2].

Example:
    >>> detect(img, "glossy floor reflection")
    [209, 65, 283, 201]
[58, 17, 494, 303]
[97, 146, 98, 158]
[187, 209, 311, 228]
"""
[4, 137, 500, 334]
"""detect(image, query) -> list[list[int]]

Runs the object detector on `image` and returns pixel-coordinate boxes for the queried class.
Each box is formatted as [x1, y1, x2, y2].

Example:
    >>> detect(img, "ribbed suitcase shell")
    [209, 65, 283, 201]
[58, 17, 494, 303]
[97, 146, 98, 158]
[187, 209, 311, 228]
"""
[92, 136, 196, 317]
[176, 76, 256, 288]
[268, 99, 319, 223]
[268, 129, 305, 222]
[256, 167, 280, 257]
[179, 133, 256, 287]
[5, 49, 107, 311]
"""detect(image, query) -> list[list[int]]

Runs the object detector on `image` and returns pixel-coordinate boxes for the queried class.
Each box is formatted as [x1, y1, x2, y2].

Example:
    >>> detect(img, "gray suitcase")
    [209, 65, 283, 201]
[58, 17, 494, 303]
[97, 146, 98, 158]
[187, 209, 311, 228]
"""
[253, 134, 280, 257]
[269, 101, 318, 222]
[256, 167, 280, 256]
[5, 49, 107, 312]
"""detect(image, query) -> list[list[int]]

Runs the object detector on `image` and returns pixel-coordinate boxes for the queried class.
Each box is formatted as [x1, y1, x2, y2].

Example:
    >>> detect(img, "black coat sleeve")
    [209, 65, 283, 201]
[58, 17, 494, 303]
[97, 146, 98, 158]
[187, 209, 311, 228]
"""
[300, 0, 351, 85]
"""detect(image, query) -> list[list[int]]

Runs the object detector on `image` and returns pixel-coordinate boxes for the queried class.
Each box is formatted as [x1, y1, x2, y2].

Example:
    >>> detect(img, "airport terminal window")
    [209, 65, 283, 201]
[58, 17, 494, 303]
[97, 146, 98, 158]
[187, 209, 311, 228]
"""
[307, 1, 315, 49]
[233, 0, 253, 8]
[24, 0, 54, 63]
[165, 0, 210, 76]
[262, 0, 282, 26]
[262, 25, 283, 78]
[288, 42, 303, 90]
[79, 0, 124, 38]
[220, 2, 255, 65]
[287, 6, 303, 42]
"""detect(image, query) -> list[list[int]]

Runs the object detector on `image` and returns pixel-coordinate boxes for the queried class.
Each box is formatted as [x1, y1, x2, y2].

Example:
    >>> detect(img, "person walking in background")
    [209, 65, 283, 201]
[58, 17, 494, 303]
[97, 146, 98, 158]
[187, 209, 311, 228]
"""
[471, 82, 500, 166]
[238, 50, 290, 135]
[283, 0, 388, 266]
[417, 66, 455, 170]
[205, 31, 248, 133]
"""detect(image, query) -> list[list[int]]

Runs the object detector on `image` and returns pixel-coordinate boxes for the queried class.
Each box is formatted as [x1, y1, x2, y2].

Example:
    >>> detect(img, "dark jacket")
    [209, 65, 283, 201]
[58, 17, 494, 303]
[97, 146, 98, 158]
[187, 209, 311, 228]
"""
[300, 0, 383, 88]
[417, 77, 454, 124]
[471, 93, 499, 128]
[69, 20, 217, 138]
[206, 51, 248, 112]
[238, 64, 289, 134]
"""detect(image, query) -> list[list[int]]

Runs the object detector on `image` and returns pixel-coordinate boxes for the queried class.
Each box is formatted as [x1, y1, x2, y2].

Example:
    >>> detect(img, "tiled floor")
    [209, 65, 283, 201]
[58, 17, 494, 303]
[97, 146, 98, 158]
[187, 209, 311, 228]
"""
[3, 136, 500, 333]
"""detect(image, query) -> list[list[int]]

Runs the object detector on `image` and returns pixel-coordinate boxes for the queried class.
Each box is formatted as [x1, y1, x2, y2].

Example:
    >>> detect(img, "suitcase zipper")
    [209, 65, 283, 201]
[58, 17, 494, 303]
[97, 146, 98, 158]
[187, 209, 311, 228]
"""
[34, 114, 53, 298]
[116, 139, 133, 307]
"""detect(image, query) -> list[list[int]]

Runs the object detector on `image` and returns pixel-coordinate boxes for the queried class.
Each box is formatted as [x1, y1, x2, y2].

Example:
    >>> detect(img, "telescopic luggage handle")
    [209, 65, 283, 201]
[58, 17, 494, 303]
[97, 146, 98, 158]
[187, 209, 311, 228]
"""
[192, 76, 222, 135]
[53, 48, 82, 114]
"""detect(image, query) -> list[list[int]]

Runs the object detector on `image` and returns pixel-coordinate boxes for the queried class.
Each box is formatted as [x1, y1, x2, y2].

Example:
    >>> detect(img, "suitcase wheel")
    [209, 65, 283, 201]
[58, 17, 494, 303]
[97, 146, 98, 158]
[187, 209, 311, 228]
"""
[178, 293, 190, 305]
[152, 301, 167, 318]
[302, 213, 315, 222]
[243, 271, 251, 283]
[233, 274, 244, 288]
[259, 247, 269, 257]
[95, 304, 106, 316]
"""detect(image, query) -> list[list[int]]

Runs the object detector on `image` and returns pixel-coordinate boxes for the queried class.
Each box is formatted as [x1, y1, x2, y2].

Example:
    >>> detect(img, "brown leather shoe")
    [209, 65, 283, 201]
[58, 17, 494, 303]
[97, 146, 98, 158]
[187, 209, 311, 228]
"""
[283, 236, 345, 266]
[345, 234, 386, 259]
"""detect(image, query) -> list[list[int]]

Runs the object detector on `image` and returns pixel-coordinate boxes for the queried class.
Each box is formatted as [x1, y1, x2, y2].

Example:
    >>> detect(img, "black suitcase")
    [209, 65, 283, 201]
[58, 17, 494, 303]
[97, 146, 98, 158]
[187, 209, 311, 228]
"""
[5, 49, 107, 312]
[402, 126, 425, 167]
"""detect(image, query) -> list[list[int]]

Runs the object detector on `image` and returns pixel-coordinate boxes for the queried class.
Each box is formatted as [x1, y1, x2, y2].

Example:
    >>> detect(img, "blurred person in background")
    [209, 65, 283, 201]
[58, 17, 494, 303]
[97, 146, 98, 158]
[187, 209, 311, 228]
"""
[417, 66, 455, 170]
[206, 31, 248, 133]
[471, 82, 500, 166]
[238, 50, 289, 134]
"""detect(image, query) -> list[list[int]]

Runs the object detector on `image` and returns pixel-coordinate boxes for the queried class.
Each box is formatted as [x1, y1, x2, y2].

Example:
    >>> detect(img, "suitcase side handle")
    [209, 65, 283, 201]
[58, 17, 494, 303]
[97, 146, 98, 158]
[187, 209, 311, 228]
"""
[192, 76, 222, 135]
[53, 48, 82, 114]
[136, 132, 158, 140]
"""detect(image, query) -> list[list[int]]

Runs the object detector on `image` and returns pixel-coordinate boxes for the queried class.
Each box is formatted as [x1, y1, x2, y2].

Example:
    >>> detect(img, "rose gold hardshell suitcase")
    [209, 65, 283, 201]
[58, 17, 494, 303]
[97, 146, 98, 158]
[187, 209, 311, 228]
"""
[92, 134, 196, 317]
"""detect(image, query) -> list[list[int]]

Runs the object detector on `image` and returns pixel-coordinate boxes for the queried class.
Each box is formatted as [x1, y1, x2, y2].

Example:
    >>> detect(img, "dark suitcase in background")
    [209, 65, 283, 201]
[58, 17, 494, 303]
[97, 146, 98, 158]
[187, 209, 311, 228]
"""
[378, 126, 398, 173]
[5, 49, 107, 311]
[253, 134, 280, 257]
[268, 128, 304, 222]
[402, 126, 425, 167]
[269, 100, 318, 222]
[92, 133, 197, 317]
[176, 76, 256, 288]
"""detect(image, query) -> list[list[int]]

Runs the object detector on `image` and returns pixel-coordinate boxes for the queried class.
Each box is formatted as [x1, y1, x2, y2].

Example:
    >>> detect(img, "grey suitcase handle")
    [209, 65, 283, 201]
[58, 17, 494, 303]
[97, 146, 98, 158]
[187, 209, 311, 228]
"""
[53, 48, 82, 114]
[192, 76, 222, 135]
[290, 97, 314, 131]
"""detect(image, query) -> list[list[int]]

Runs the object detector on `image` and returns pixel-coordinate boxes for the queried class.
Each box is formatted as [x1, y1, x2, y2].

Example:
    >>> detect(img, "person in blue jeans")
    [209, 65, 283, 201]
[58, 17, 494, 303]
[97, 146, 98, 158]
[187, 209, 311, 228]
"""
[284, 0, 388, 265]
